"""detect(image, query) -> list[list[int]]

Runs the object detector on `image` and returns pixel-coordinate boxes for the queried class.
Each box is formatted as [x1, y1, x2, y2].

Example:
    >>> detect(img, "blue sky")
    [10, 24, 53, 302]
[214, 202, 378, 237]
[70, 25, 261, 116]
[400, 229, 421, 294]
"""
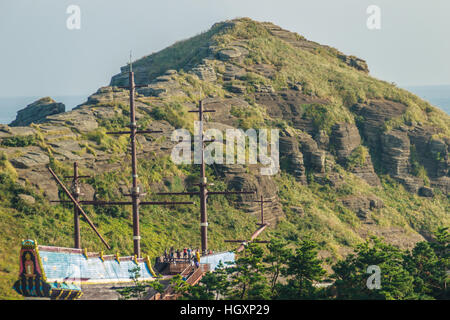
[0, 0, 449, 97]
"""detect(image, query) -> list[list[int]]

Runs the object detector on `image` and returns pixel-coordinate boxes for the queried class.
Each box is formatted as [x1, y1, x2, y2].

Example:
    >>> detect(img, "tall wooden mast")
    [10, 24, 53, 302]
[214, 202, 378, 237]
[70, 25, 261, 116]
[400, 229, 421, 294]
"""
[50, 56, 194, 257]
[158, 99, 255, 254]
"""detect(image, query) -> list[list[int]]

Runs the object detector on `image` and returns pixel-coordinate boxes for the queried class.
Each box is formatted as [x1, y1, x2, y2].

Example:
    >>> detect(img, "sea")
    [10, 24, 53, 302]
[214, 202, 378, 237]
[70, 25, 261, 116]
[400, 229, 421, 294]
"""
[0, 85, 449, 125]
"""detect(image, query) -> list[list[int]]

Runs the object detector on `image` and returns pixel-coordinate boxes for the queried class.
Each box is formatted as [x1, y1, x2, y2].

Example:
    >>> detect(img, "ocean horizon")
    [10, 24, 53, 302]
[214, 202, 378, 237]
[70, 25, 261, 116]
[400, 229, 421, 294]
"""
[0, 85, 448, 125]
[404, 85, 450, 115]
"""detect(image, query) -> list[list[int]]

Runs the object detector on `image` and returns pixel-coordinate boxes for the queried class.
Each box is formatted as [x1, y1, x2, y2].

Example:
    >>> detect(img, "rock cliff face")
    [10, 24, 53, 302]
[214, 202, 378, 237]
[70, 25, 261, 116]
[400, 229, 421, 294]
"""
[1, 18, 449, 257]
[331, 123, 380, 186]
[9, 97, 65, 127]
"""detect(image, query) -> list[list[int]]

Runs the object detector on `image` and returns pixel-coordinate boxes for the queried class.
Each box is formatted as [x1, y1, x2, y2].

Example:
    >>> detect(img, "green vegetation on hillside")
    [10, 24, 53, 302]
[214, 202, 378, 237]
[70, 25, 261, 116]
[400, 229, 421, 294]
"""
[174, 229, 449, 300]
[0, 18, 449, 300]
[211, 19, 449, 134]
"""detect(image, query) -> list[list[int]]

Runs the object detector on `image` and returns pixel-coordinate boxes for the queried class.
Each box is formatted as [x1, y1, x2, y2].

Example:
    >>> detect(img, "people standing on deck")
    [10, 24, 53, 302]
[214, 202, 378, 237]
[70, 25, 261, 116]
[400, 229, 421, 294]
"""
[187, 247, 192, 261]
[193, 254, 199, 268]
[163, 247, 210, 264]
[195, 250, 201, 268]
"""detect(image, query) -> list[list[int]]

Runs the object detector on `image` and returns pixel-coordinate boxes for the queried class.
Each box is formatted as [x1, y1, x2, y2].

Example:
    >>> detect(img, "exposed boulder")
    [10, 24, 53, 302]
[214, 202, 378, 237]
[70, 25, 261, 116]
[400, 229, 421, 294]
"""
[255, 90, 328, 136]
[418, 186, 434, 197]
[331, 123, 361, 161]
[330, 123, 380, 186]
[10, 97, 65, 127]
[279, 132, 307, 183]
[18, 194, 35, 205]
[250, 64, 277, 79]
[226, 83, 246, 94]
[136, 75, 186, 98]
[429, 137, 449, 177]
[191, 63, 217, 82]
[340, 195, 383, 222]
[352, 99, 407, 152]
[290, 206, 304, 217]
[430, 176, 450, 195]
[45, 107, 98, 132]
[314, 130, 329, 149]
[0, 125, 36, 138]
[368, 196, 384, 210]
[10, 150, 50, 169]
[338, 55, 369, 73]
[297, 131, 326, 173]
[254, 84, 275, 94]
[408, 127, 449, 182]
[217, 164, 284, 225]
[313, 172, 344, 188]
[217, 45, 248, 62]
[220, 63, 246, 81]
[85, 86, 129, 105]
[201, 97, 249, 126]
[381, 129, 410, 177]
[350, 156, 381, 186]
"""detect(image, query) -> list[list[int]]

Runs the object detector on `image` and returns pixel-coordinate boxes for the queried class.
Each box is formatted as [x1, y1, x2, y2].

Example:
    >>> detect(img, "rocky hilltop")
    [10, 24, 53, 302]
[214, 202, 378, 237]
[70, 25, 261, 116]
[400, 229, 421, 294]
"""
[107, 18, 449, 197]
[0, 18, 449, 298]
[9, 97, 65, 127]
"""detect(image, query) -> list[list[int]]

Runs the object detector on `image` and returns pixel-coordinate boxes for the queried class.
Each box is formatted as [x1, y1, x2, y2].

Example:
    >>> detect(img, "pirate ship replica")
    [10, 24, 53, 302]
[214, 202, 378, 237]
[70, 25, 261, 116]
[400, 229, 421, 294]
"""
[13, 63, 269, 300]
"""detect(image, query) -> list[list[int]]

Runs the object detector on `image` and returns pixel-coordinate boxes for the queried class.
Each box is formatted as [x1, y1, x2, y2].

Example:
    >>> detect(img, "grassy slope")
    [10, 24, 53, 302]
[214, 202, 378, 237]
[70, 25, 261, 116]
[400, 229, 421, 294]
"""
[1, 18, 449, 299]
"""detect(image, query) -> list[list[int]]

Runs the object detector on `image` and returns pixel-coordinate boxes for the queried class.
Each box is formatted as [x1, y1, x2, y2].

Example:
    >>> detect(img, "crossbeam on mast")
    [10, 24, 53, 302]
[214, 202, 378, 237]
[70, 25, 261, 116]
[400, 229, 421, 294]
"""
[48, 167, 111, 250]
[61, 162, 91, 249]
[225, 195, 271, 253]
[104, 64, 197, 258]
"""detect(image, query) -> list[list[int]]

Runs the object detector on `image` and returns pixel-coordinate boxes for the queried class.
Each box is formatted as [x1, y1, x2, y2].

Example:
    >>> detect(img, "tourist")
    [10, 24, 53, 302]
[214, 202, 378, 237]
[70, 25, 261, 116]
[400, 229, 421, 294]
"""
[193, 255, 199, 268]
[195, 250, 201, 266]
[187, 247, 192, 260]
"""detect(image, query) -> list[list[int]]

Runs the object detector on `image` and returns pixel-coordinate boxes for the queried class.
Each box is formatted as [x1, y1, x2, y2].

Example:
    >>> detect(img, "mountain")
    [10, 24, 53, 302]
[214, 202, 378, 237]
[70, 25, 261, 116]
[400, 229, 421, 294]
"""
[0, 18, 448, 299]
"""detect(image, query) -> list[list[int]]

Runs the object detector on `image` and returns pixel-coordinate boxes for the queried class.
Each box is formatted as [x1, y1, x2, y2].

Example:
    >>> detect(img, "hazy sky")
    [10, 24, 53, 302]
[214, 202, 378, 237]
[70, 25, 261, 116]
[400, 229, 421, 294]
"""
[0, 0, 449, 97]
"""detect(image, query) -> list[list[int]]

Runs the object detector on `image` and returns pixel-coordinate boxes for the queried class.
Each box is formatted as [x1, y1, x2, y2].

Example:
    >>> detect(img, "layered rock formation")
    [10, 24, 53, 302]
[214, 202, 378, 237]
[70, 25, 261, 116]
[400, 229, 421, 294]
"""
[1, 18, 448, 257]
[10, 97, 65, 127]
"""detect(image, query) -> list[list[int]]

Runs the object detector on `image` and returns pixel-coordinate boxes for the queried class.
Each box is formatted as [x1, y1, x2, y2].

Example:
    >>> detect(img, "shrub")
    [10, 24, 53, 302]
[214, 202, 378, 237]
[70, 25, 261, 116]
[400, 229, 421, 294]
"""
[346, 145, 369, 169]
[0, 135, 37, 147]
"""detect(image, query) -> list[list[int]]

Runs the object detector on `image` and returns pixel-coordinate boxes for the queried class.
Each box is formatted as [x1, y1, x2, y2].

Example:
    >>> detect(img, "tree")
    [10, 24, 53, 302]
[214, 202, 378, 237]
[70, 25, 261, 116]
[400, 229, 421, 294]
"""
[181, 239, 327, 300]
[405, 227, 449, 299]
[184, 261, 230, 300]
[277, 239, 327, 299]
[404, 242, 443, 299]
[263, 238, 291, 296]
[332, 237, 415, 300]
[116, 266, 149, 300]
[227, 243, 271, 300]
[170, 274, 190, 297]
[148, 277, 165, 297]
